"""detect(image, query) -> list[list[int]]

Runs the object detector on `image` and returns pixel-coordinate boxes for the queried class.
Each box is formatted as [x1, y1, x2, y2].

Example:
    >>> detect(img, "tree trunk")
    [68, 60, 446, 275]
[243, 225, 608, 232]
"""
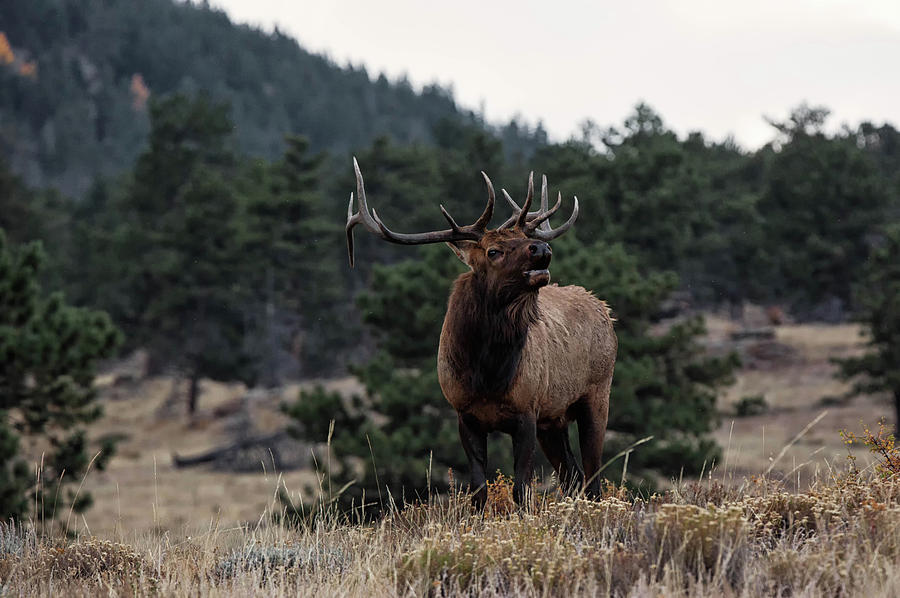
[154, 373, 183, 419]
[263, 265, 280, 387]
[188, 373, 200, 416]
[894, 390, 900, 432]
[729, 299, 744, 323]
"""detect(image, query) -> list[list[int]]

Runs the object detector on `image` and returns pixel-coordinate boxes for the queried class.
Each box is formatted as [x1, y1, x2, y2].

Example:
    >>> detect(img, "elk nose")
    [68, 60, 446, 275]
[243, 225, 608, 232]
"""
[528, 242, 551, 258]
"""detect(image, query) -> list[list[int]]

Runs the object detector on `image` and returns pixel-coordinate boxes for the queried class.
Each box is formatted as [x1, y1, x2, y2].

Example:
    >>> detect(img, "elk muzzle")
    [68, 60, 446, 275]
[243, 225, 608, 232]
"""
[524, 241, 552, 287]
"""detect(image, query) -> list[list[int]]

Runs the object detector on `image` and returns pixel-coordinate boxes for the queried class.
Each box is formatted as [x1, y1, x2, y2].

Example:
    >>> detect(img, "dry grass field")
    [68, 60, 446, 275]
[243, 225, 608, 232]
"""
[56, 377, 360, 539]
[708, 317, 884, 483]
[5, 468, 900, 596]
[4, 317, 898, 596]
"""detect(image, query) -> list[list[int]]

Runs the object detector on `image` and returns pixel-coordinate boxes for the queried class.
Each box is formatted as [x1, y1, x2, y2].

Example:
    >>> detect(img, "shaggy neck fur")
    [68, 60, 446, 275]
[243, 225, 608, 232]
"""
[444, 272, 541, 398]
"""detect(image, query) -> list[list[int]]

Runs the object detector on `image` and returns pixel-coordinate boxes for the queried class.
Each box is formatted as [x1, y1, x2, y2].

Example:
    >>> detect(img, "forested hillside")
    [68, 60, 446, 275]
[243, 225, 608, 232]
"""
[0, 0, 546, 196]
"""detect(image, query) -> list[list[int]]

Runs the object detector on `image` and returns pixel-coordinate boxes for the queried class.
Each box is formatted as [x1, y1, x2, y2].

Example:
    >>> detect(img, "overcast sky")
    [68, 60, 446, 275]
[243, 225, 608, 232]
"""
[210, 0, 900, 149]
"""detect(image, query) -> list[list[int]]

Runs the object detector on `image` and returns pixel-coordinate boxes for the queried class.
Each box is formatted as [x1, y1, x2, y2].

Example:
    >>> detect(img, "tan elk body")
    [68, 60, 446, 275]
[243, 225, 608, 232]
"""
[439, 282, 616, 429]
[347, 159, 617, 504]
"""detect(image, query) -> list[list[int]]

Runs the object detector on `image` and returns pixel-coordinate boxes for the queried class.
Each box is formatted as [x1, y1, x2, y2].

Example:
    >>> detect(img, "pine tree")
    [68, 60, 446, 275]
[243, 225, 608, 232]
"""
[836, 225, 900, 426]
[240, 136, 346, 381]
[0, 229, 120, 522]
[758, 105, 889, 314]
[532, 104, 765, 309]
[283, 246, 468, 514]
[551, 238, 738, 480]
[114, 93, 254, 414]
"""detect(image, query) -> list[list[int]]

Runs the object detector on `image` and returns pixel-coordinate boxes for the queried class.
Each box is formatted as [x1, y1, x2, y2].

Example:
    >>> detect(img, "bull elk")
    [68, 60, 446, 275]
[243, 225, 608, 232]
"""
[346, 159, 617, 506]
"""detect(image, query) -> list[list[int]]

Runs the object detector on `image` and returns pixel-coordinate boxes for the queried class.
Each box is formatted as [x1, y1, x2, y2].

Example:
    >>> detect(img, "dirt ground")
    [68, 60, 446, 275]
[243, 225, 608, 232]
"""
[708, 317, 885, 484]
[24, 377, 364, 539]
[22, 317, 891, 538]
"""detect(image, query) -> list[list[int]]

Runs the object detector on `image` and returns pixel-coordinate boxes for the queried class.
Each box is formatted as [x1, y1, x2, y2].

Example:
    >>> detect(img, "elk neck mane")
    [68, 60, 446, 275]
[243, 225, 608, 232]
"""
[444, 271, 541, 398]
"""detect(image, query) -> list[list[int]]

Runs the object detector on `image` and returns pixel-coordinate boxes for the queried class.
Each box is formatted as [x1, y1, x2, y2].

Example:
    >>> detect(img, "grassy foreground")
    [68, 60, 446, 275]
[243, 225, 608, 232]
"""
[3, 445, 900, 598]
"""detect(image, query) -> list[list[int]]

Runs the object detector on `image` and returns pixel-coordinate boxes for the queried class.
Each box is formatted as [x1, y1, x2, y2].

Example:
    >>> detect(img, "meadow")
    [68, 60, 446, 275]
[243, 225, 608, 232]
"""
[3, 317, 897, 596]
[3, 457, 900, 596]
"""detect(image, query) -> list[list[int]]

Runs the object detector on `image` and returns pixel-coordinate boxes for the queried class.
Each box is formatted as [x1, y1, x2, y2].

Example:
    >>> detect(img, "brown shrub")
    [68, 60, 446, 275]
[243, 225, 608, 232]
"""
[2, 537, 160, 594]
[397, 513, 647, 596]
[542, 496, 638, 543]
[654, 503, 750, 574]
[843, 420, 900, 479]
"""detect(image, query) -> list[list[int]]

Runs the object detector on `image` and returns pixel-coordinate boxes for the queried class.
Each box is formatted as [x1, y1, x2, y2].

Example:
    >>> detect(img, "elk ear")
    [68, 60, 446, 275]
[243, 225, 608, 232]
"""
[447, 240, 477, 268]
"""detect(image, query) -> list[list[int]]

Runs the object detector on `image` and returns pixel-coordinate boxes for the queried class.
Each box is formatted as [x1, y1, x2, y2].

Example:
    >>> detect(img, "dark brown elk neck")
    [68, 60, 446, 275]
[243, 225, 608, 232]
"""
[444, 272, 540, 398]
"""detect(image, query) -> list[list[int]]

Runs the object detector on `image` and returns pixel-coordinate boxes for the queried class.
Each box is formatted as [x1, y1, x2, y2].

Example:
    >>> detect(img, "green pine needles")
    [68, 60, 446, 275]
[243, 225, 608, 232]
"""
[0, 230, 121, 524]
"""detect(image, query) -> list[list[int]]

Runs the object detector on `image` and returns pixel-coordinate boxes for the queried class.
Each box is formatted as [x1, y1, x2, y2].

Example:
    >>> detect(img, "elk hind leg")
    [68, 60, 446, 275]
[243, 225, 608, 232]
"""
[537, 426, 584, 494]
[574, 387, 610, 498]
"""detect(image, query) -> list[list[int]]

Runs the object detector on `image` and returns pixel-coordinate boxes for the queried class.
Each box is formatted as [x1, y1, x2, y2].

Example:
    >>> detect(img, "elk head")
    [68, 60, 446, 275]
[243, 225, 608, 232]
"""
[346, 158, 579, 298]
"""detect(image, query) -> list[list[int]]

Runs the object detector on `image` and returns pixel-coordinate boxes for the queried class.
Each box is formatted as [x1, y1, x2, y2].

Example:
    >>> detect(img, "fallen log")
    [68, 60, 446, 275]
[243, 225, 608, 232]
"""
[729, 327, 776, 341]
[172, 433, 285, 470]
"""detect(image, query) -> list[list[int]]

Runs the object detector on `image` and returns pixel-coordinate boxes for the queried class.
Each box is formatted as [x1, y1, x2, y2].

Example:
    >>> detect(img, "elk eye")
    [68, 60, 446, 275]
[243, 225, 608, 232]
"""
[487, 249, 501, 259]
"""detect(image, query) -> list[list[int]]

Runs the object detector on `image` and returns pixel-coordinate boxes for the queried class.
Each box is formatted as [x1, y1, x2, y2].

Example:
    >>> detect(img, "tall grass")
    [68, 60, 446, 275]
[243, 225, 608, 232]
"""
[3, 432, 900, 596]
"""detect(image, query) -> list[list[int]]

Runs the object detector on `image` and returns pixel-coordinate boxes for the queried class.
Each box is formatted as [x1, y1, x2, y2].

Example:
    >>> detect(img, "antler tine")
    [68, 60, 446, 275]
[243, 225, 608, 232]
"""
[541, 175, 548, 210]
[499, 188, 542, 229]
[539, 175, 551, 232]
[528, 196, 580, 242]
[526, 190, 562, 232]
[346, 156, 386, 267]
[514, 172, 534, 229]
[501, 189, 518, 210]
[501, 173, 565, 230]
[346, 193, 359, 267]
[470, 172, 495, 231]
[440, 205, 462, 232]
[352, 157, 381, 233]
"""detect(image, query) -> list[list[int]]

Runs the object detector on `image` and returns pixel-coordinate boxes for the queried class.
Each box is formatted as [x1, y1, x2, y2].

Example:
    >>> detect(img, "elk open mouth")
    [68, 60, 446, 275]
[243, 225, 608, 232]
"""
[524, 268, 550, 287]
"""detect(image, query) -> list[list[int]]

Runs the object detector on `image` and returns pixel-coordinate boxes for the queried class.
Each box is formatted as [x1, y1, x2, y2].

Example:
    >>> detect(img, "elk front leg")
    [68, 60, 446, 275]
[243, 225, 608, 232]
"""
[511, 414, 537, 505]
[458, 413, 488, 509]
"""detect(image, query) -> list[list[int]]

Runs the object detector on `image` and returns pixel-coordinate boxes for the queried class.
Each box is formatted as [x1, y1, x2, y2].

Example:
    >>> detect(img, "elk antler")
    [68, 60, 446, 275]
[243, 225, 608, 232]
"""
[500, 173, 579, 241]
[346, 157, 496, 267]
